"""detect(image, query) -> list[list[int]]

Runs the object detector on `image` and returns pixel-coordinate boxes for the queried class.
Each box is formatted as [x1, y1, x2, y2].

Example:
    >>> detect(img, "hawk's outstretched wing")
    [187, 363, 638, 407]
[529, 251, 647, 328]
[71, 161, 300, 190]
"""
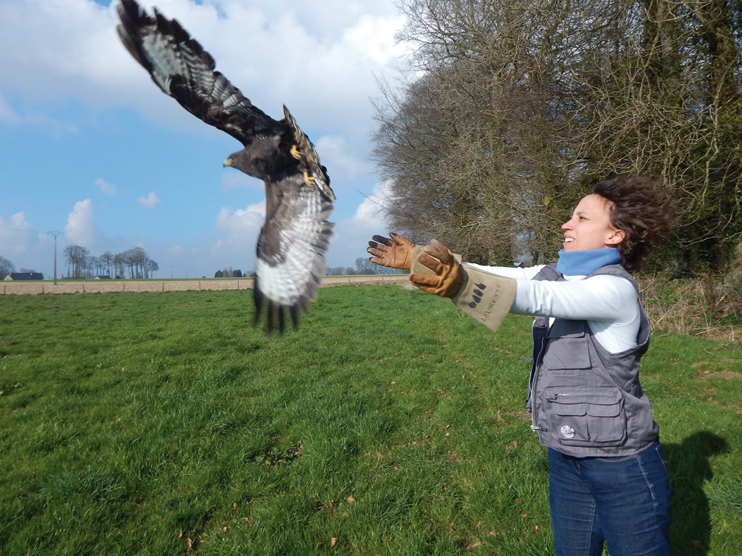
[117, 0, 281, 144]
[116, 0, 335, 332]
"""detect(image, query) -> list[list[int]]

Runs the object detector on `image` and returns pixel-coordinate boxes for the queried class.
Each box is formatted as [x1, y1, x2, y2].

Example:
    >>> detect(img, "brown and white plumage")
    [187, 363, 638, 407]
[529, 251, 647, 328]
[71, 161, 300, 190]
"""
[116, 0, 335, 332]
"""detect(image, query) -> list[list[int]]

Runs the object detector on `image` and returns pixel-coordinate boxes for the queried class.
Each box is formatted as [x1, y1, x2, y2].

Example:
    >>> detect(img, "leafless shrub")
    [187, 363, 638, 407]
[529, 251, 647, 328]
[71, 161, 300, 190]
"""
[640, 272, 740, 341]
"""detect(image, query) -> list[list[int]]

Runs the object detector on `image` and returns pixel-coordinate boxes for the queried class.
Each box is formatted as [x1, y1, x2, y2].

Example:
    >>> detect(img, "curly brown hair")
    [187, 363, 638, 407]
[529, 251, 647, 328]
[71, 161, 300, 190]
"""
[591, 175, 675, 272]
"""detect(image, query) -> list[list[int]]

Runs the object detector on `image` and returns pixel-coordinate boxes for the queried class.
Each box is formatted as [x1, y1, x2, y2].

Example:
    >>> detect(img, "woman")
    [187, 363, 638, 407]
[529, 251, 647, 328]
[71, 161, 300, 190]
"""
[368, 175, 674, 556]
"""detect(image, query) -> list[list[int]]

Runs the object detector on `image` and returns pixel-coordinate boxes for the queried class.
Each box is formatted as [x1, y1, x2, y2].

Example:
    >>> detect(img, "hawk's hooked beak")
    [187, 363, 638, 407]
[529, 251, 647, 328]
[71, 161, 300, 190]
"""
[223, 157, 233, 167]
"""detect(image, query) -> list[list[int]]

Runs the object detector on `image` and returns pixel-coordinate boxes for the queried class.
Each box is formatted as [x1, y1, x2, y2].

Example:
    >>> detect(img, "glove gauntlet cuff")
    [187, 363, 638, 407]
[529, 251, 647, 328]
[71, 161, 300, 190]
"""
[453, 266, 517, 333]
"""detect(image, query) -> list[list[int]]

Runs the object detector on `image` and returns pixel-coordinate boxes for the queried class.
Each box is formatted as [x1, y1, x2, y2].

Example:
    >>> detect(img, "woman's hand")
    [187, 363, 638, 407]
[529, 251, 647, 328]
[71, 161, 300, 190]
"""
[367, 232, 415, 270]
[410, 239, 464, 299]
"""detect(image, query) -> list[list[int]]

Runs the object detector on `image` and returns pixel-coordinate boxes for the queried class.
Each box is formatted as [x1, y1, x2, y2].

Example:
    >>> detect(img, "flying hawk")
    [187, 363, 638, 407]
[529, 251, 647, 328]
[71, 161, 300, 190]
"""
[116, 0, 335, 332]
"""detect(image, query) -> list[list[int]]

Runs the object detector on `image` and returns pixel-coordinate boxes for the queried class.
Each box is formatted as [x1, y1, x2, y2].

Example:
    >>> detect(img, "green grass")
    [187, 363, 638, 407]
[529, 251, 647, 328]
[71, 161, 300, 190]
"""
[1, 286, 740, 555]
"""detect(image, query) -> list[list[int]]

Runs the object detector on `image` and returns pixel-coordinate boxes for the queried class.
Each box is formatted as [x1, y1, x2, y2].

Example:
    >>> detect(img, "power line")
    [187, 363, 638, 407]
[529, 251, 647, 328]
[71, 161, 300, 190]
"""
[0, 223, 38, 233]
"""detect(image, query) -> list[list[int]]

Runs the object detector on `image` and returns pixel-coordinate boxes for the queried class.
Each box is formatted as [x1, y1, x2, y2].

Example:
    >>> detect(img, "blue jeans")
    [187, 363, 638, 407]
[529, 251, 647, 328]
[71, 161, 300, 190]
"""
[548, 441, 672, 556]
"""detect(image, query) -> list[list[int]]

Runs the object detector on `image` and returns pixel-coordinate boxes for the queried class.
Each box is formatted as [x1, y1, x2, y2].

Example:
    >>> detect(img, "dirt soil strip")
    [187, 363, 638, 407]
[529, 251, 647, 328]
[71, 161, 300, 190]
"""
[0, 275, 411, 295]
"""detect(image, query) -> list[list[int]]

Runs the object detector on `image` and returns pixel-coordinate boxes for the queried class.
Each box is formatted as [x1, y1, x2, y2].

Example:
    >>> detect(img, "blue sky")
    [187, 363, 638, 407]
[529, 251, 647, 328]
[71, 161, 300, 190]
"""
[0, 0, 407, 278]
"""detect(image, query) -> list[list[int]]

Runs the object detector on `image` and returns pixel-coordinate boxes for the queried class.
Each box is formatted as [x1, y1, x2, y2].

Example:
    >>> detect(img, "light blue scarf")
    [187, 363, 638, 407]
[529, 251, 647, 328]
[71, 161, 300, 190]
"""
[555, 247, 622, 275]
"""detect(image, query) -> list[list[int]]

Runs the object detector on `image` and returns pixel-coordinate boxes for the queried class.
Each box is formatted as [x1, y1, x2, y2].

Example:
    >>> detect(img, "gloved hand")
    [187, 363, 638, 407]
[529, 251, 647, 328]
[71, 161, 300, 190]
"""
[367, 232, 416, 270]
[410, 239, 464, 298]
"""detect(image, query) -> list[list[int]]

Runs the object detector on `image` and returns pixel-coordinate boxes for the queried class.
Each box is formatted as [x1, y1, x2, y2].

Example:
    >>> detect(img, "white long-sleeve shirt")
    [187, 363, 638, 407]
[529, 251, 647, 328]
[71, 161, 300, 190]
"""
[463, 263, 641, 354]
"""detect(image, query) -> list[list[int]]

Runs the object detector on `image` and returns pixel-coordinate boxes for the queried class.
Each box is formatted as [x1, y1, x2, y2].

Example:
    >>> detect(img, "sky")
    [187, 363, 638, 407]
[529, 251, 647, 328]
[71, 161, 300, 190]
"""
[0, 0, 409, 279]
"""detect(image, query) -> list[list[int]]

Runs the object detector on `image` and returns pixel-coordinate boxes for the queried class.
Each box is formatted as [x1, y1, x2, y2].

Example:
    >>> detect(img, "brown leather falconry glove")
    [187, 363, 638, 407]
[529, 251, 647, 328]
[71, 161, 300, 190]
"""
[409, 239, 464, 298]
[367, 232, 416, 270]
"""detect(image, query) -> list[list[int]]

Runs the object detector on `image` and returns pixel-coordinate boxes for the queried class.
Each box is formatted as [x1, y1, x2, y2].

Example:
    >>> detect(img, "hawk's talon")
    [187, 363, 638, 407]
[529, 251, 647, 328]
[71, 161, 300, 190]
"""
[290, 144, 301, 160]
[303, 172, 316, 187]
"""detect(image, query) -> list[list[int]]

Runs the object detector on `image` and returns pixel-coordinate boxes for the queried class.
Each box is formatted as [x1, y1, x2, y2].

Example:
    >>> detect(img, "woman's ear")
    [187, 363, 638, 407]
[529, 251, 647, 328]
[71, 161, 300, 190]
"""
[606, 228, 626, 246]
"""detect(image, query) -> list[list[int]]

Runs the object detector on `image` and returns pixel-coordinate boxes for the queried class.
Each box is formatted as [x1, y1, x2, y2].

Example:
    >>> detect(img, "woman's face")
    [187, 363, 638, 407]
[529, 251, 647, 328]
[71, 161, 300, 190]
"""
[561, 194, 625, 252]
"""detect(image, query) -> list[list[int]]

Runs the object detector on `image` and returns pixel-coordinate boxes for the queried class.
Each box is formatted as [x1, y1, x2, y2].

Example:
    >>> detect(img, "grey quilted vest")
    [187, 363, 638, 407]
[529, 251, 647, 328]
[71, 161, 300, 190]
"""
[525, 263, 659, 457]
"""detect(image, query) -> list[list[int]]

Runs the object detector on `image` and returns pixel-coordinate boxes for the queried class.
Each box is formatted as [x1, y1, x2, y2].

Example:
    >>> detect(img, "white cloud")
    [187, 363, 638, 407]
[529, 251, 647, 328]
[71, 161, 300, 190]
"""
[204, 201, 266, 270]
[137, 191, 161, 209]
[65, 199, 97, 248]
[0, 0, 407, 141]
[0, 1, 121, 102]
[344, 14, 408, 65]
[95, 178, 118, 195]
[215, 201, 266, 247]
[328, 180, 393, 267]
[352, 179, 395, 224]
[315, 134, 373, 184]
[0, 212, 40, 255]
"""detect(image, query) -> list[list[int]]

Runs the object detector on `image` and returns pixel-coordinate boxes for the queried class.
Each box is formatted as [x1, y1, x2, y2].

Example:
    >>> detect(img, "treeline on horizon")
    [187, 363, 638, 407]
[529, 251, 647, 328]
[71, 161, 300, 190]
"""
[0, 252, 403, 281]
[63, 245, 158, 280]
[215, 258, 404, 279]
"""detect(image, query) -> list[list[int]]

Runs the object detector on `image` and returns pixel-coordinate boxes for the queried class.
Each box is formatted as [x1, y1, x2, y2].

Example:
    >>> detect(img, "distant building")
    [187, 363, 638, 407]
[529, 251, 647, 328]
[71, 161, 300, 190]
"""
[94, 275, 112, 280]
[4, 272, 44, 281]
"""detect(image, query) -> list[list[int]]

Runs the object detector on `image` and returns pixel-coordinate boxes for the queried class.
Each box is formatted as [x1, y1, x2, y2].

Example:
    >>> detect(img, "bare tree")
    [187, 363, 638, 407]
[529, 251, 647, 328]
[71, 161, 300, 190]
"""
[0, 255, 14, 279]
[374, 0, 741, 272]
[374, 0, 594, 264]
[113, 253, 125, 279]
[130, 247, 148, 279]
[146, 259, 159, 278]
[99, 251, 114, 278]
[570, 0, 742, 272]
[64, 245, 90, 279]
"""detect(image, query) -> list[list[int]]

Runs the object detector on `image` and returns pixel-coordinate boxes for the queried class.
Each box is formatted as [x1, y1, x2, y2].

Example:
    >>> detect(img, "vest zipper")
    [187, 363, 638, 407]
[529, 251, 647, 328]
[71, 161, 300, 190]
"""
[529, 335, 547, 432]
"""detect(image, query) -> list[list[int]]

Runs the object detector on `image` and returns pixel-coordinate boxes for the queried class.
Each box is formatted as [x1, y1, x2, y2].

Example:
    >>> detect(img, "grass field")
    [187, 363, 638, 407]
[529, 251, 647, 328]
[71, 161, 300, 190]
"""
[1, 286, 740, 555]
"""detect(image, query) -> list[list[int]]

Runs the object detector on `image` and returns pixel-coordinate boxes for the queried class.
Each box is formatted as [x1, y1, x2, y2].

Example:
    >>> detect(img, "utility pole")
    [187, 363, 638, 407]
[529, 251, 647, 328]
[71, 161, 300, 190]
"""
[47, 231, 63, 285]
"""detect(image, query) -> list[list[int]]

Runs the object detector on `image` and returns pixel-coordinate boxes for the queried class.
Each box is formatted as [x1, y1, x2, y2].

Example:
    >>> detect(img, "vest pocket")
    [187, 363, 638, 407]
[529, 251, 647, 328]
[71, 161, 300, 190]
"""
[543, 387, 626, 447]
[542, 331, 591, 370]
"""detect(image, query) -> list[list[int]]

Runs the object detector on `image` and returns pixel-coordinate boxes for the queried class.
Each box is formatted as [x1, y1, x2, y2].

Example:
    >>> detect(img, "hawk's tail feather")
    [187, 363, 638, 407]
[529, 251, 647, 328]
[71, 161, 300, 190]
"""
[254, 277, 304, 334]
[267, 304, 277, 334]
[298, 292, 312, 314]
[278, 306, 286, 334]
[253, 277, 264, 326]
[289, 305, 300, 329]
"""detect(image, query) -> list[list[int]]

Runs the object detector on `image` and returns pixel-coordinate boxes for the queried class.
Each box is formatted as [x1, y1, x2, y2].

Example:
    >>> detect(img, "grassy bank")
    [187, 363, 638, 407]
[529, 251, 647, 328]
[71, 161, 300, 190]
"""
[1, 287, 740, 554]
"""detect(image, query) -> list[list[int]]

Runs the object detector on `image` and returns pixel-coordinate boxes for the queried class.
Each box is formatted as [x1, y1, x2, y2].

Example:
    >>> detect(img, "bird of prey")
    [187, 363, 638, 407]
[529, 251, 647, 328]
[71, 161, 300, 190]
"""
[116, 0, 335, 332]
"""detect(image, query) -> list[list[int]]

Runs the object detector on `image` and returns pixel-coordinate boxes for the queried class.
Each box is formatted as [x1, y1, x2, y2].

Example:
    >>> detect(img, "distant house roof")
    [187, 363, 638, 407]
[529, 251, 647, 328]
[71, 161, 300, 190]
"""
[94, 275, 112, 280]
[4, 272, 44, 281]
